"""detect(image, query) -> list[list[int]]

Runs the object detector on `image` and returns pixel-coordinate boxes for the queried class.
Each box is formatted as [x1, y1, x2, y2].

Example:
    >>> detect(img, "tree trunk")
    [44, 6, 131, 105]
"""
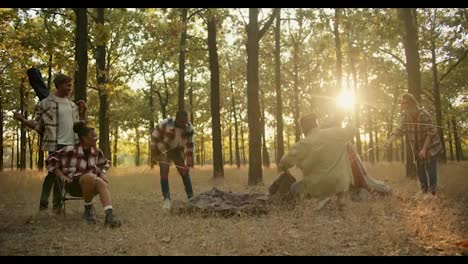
[398, 8, 421, 100]
[208, 13, 224, 178]
[149, 83, 155, 169]
[11, 132, 15, 169]
[201, 133, 205, 166]
[430, 24, 446, 162]
[0, 85, 3, 171]
[334, 8, 343, 97]
[292, 44, 301, 142]
[96, 8, 111, 159]
[451, 117, 461, 161]
[368, 113, 375, 163]
[135, 127, 140, 166]
[260, 91, 270, 168]
[178, 8, 188, 111]
[228, 112, 233, 166]
[19, 78, 26, 170]
[189, 75, 194, 124]
[447, 120, 454, 161]
[16, 128, 20, 169]
[113, 126, 118, 167]
[399, 8, 421, 177]
[73, 8, 88, 102]
[230, 78, 241, 168]
[350, 52, 362, 156]
[274, 9, 284, 165]
[375, 128, 380, 162]
[28, 131, 34, 169]
[240, 117, 246, 166]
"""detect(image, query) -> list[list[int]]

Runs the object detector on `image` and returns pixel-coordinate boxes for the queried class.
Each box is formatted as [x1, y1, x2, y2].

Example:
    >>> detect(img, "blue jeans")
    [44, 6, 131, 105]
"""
[417, 157, 437, 194]
[159, 150, 193, 200]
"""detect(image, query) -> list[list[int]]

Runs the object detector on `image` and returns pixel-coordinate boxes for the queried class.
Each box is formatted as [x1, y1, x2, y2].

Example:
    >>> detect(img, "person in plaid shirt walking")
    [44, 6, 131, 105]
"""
[150, 110, 195, 209]
[46, 122, 121, 228]
[14, 74, 87, 214]
[384, 93, 443, 198]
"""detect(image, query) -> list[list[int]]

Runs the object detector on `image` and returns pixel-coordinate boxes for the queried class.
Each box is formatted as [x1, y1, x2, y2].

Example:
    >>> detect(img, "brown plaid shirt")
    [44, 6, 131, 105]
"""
[33, 95, 80, 151]
[46, 144, 110, 180]
[391, 108, 443, 158]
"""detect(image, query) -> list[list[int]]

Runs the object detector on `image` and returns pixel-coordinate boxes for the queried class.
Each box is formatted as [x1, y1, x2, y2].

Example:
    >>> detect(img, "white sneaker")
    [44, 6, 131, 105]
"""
[422, 193, 433, 202]
[162, 198, 171, 210]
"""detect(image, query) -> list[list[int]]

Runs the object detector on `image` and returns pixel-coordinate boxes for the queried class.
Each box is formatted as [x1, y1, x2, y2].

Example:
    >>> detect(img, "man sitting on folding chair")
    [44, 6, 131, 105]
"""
[46, 121, 121, 228]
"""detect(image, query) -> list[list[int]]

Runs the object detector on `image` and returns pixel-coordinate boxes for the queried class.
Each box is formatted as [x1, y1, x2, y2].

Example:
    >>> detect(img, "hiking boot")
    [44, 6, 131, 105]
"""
[104, 209, 121, 228]
[162, 198, 171, 210]
[82, 205, 97, 224]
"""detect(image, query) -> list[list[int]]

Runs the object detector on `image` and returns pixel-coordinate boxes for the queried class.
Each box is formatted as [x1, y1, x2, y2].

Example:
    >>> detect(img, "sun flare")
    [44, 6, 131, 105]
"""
[336, 91, 355, 110]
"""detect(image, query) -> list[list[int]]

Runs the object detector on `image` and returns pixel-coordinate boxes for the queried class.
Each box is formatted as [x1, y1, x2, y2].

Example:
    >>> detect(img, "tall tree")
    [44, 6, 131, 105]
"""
[246, 8, 278, 185]
[398, 8, 422, 178]
[178, 8, 188, 111]
[73, 8, 88, 102]
[96, 8, 111, 159]
[207, 11, 224, 178]
[274, 8, 284, 165]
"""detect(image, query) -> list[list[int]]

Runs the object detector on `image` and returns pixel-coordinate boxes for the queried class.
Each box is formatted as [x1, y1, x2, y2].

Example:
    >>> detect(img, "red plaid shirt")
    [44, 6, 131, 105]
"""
[150, 117, 195, 159]
[46, 144, 110, 180]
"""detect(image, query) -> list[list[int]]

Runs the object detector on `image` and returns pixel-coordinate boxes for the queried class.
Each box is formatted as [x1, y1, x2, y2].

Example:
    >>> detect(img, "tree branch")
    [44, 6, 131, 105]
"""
[259, 8, 279, 40]
[188, 8, 206, 21]
[439, 49, 468, 84]
[378, 48, 407, 68]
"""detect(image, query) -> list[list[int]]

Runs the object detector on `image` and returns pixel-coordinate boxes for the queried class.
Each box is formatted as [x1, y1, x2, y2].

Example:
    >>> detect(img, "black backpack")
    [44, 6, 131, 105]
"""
[26, 67, 50, 101]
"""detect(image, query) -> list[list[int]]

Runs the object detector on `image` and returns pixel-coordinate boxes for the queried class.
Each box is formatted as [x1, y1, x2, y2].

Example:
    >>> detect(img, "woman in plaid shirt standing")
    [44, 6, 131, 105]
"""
[46, 122, 121, 228]
[384, 93, 443, 199]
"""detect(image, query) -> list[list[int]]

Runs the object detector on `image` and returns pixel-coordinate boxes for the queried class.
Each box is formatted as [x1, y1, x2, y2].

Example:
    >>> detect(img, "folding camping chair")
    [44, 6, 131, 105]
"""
[57, 177, 84, 216]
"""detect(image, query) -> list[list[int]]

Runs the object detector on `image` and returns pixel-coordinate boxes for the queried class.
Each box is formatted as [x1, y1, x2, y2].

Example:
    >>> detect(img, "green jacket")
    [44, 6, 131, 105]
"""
[279, 126, 355, 199]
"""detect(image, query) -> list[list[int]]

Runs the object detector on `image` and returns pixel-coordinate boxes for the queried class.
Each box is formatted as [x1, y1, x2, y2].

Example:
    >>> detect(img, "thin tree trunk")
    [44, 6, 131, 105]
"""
[451, 117, 461, 161]
[19, 78, 26, 170]
[429, 11, 446, 162]
[447, 120, 454, 161]
[240, 117, 246, 166]
[0, 90, 3, 171]
[350, 52, 362, 156]
[230, 79, 241, 168]
[228, 111, 233, 166]
[368, 113, 375, 163]
[260, 91, 270, 168]
[73, 8, 88, 102]
[28, 131, 34, 169]
[96, 8, 110, 159]
[334, 8, 343, 97]
[16, 128, 20, 169]
[11, 132, 15, 169]
[178, 8, 188, 111]
[274, 9, 284, 165]
[113, 126, 118, 167]
[292, 44, 301, 142]
[375, 127, 380, 162]
[208, 13, 224, 178]
[135, 127, 140, 166]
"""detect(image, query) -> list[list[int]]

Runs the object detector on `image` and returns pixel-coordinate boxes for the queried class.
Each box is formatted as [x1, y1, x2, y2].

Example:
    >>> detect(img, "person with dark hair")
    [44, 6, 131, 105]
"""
[150, 110, 195, 209]
[46, 122, 121, 228]
[278, 112, 357, 210]
[14, 74, 87, 214]
[384, 93, 442, 199]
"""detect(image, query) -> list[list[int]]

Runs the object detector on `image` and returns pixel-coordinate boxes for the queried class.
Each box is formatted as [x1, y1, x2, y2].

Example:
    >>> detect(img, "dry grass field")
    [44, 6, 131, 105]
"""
[0, 162, 467, 256]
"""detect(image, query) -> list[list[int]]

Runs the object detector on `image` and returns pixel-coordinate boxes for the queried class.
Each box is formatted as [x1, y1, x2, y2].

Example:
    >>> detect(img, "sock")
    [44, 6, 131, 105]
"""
[84, 201, 93, 206]
[103, 205, 113, 212]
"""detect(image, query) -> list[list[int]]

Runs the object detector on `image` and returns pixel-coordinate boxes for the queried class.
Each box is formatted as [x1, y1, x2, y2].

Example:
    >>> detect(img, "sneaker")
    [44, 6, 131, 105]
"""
[82, 205, 97, 224]
[162, 198, 171, 210]
[315, 197, 331, 211]
[422, 193, 433, 202]
[104, 210, 121, 228]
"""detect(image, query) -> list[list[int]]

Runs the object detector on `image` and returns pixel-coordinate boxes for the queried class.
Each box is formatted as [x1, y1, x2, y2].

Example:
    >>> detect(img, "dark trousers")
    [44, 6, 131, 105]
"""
[159, 150, 193, 200]
[39, 144, 67, 209]
[416, 157, 438, 194]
